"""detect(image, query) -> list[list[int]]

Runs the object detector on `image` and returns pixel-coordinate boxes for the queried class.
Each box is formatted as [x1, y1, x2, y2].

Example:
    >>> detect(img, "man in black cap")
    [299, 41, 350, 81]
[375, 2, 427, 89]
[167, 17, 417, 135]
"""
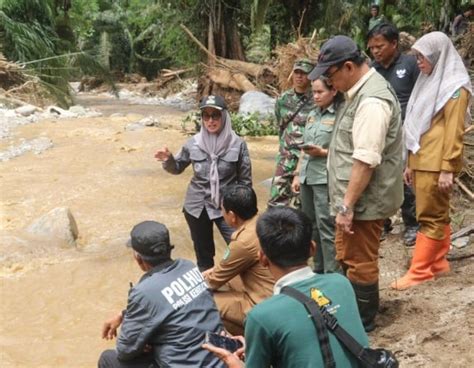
[308, 35, 403, 331]
[98, 220, 225, 368]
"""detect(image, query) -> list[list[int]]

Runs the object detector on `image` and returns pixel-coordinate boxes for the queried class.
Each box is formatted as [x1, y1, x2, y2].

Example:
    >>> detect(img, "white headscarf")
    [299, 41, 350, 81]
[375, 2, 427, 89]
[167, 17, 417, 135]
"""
[404, 31, 472, 154]
[195, 110, 239, 207]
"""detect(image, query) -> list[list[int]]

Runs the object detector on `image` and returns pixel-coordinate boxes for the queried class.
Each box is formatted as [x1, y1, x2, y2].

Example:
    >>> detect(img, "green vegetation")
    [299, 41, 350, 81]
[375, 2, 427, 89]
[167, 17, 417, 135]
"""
[182, 111, 278, 137]
[1, 0, 469, 107]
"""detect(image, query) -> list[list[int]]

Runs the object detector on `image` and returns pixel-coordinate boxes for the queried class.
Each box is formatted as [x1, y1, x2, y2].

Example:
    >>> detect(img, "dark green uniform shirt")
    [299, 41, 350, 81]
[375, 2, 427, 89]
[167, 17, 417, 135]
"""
[245, 268, 369, 368]
[299, 105, 336, 185]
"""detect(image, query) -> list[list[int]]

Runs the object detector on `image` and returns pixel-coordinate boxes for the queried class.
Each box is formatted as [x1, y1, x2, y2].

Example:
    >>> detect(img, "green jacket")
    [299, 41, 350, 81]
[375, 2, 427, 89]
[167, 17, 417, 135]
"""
[299, 105, 336, 185]
[245, 270, 368, 368]
[328, 71, 403, 220]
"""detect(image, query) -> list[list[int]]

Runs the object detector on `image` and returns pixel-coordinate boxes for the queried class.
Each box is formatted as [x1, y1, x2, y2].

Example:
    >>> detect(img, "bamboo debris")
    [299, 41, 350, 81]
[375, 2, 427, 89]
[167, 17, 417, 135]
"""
[455, 177, 474, 201]
[451, 224, 474, 240]
[161, 68, 193, 78]
[0, 55, 53, 107]
[181, 22, 320, 101]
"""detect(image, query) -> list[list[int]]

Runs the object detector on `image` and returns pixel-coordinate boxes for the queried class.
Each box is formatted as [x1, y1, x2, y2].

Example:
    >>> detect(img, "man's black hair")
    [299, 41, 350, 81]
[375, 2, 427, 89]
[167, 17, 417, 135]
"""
[256, 207, 312, 268]
[222, 184, 258, 221]
[367, 23, 400, 43]
[142, 253, 172, 267]
[370, 4, 380, 11]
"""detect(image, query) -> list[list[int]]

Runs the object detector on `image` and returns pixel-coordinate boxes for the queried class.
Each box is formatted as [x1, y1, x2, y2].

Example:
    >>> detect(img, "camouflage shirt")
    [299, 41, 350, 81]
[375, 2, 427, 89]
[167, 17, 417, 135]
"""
[275, 88, 315, 165]
[269, 88, 315, 207]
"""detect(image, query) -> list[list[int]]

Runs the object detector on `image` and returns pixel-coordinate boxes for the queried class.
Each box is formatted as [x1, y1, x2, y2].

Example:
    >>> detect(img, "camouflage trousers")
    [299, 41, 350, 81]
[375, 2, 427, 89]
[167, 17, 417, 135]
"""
[268, 153, 300, 208]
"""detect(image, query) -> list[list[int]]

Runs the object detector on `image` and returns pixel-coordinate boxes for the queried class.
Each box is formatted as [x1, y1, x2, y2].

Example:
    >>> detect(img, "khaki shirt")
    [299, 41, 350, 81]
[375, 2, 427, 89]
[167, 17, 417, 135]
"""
[409, 88, 469, 173]
[205, 215, 275, 308]
[346, 68, 392, 168]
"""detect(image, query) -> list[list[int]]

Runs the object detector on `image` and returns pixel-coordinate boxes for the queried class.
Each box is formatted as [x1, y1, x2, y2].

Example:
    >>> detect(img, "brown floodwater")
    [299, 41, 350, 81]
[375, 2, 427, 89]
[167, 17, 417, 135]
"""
[0, 96, 277, 367]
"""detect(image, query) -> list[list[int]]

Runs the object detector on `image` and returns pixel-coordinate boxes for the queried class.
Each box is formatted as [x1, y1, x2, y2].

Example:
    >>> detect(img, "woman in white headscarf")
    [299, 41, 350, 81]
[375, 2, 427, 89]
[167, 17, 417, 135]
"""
[391, 32, 471, 290]
[155, 95, 252, 271]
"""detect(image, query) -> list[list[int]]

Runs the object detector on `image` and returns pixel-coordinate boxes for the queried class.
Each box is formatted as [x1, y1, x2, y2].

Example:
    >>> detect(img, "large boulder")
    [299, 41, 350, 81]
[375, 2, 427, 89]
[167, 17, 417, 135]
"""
[238, 91, 275, 117]
[26, 207, 79, 247]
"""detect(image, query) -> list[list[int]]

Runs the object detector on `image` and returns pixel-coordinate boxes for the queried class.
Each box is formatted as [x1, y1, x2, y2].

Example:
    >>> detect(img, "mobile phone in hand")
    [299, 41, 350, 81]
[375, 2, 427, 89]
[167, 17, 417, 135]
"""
[298, 143, 317, 150]
[205, 332, 243, 352]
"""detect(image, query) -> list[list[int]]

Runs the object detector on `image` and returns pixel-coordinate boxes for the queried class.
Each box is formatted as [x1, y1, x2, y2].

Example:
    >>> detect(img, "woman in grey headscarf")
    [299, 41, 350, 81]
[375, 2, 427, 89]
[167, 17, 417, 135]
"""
[391, 32, 471, 290]
[155, 95, 252, 271]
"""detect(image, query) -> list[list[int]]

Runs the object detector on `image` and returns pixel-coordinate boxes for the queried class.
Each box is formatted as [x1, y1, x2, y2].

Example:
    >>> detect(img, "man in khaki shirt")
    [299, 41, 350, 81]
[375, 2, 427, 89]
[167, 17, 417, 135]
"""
[203, 185, 275, 335]
[308, 35, 403, 332]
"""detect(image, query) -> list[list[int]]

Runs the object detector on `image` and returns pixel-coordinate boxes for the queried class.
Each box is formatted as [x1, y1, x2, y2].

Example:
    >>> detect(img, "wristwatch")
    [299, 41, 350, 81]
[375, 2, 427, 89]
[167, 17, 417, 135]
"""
[335, 204, 353, 216]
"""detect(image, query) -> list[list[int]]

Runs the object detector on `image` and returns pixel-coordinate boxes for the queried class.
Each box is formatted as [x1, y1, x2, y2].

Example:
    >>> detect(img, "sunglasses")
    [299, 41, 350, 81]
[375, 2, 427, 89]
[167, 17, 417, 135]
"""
[202, 112, 222, 121]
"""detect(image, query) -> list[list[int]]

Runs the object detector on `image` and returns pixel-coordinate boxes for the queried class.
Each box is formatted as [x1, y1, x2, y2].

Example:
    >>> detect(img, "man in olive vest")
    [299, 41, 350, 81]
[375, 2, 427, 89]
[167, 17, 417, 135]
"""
[308, 36, 403, 332]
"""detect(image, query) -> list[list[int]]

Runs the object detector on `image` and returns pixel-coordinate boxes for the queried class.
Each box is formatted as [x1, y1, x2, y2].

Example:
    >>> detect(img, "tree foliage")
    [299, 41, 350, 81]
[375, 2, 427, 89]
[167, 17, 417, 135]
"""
[1, 0, 469, 107]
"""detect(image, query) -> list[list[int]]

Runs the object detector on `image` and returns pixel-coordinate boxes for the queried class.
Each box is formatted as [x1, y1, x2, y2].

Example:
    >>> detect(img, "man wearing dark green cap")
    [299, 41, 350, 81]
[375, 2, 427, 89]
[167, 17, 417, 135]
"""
[269, 58, 315, 208]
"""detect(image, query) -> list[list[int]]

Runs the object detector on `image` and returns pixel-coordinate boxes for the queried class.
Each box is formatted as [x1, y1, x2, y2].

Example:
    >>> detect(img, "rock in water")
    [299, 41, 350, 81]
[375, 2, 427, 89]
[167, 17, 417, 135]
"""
[27, 207, 79, 247]
[15, 105, 38, 117]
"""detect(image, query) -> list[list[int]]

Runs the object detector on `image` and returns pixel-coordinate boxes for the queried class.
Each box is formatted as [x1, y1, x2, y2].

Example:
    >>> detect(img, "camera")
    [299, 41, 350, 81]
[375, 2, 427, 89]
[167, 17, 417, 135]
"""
[361, 348, 399, 368]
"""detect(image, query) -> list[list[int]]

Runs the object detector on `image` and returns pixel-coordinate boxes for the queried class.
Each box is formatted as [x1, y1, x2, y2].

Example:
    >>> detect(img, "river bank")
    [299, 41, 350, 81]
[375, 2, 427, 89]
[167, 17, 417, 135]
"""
[0, 91, 472, 367]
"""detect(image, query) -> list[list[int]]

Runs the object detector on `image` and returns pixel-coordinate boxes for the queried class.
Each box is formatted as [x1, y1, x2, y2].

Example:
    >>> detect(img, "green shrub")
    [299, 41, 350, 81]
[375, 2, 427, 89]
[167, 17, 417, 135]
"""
[181, 111, 278, 137]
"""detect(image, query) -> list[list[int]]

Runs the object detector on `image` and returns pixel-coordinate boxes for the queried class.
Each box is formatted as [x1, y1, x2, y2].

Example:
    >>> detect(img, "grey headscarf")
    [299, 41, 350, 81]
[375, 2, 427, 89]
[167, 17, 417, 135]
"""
[195, 110, 238, 207]
[404, 32, 472, 154]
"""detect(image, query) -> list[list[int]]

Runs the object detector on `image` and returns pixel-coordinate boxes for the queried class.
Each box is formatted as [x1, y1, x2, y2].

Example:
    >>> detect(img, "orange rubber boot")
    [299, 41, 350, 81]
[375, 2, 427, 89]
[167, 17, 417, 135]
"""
[390, 232, 438, 290]
[431, 225, 451, 276]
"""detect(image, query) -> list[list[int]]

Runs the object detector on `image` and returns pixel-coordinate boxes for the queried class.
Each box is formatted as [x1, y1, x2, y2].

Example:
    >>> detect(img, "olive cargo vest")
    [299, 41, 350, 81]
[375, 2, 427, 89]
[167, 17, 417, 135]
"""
[328, 72, 403, 220]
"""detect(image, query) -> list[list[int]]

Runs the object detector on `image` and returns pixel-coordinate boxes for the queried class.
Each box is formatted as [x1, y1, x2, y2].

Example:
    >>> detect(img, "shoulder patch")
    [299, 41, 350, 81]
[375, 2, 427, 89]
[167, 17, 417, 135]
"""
[222, 247, 231, 261]
[321, 119, 335, 126]
[451, 89, 461, 99]
[310, 288, 331, 307]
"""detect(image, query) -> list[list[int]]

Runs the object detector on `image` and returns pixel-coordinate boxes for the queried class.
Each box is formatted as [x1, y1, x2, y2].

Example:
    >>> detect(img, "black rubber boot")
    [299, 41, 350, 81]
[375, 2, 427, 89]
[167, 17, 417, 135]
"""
[351, 282, 379, 332]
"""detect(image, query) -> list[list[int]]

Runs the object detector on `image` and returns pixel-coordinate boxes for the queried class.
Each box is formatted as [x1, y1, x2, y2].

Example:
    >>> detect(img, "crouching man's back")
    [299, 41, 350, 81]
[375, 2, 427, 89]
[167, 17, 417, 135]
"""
[99, 221, 225, 368]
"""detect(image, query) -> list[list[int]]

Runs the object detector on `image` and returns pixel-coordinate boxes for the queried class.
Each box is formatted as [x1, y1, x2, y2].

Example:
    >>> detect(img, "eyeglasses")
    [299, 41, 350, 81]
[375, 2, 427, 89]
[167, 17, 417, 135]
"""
[323, 64, 344, 81]
[202, 112, 222, 121]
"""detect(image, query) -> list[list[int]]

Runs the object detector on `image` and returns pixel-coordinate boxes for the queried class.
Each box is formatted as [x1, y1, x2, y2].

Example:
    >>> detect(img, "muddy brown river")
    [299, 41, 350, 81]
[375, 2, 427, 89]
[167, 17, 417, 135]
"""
[0, 94, 277, 367]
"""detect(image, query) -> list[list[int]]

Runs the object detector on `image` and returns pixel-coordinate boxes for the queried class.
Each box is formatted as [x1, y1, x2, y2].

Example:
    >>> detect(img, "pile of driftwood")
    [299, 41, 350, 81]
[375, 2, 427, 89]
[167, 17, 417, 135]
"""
[0, 54, 51, 108]
[180, 24, 320, 111]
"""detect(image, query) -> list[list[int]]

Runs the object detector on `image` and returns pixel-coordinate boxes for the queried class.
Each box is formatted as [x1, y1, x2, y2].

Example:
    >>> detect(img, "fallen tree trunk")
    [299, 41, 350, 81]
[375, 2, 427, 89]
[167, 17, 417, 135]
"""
[219, 59, 269, 77]
[207, 68, 257, 92]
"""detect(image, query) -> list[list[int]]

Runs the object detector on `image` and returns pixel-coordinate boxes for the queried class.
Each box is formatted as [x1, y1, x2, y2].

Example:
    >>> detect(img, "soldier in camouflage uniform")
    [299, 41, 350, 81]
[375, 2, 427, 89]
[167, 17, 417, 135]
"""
[268, 58, 315, 208]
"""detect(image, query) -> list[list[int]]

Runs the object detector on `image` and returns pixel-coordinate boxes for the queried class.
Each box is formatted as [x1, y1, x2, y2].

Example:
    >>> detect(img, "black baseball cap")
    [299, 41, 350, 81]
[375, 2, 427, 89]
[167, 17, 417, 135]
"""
[127, 221, 174, 262]
[199, 95, 227, 110]
[308, 35, 360, 80]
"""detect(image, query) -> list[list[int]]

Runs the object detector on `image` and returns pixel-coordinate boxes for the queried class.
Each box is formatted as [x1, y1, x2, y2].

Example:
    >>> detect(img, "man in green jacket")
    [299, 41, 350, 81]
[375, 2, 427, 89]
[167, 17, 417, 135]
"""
[308, 35, 403, 332]
[203, 207, 368, 368]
